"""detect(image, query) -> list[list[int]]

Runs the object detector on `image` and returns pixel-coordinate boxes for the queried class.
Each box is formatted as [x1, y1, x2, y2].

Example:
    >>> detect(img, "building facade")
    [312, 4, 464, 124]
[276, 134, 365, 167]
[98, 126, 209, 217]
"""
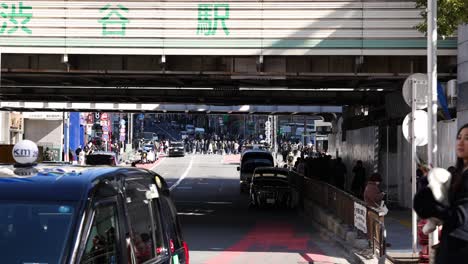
[458, 25, 468, 127]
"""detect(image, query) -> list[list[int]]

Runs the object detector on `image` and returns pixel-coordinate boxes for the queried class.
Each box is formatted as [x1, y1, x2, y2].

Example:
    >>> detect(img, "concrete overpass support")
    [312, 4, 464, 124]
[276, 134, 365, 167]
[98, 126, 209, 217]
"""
[458, 25, 468, 127]
[0, 112, 9, 144]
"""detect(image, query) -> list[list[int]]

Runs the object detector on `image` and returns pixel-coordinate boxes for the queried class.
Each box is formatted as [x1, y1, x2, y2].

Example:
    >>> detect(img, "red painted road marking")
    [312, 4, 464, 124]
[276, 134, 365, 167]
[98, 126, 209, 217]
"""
[223, 154, 240, 164]
[135, 156, 165, 170]
[205, 221, 333, 264]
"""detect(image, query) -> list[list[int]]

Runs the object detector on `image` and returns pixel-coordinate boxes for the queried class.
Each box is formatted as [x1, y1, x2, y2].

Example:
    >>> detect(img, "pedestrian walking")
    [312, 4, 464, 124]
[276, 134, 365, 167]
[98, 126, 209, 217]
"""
[414, 123, 468, 263]
[364, 172, 385, 208]
[351, 160, 366, 199]
[333, 157, 347, 190]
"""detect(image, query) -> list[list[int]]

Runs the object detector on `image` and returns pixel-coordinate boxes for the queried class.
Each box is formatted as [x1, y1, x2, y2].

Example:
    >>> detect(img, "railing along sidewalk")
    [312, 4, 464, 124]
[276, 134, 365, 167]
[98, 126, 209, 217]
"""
[303, 176, 386, 257]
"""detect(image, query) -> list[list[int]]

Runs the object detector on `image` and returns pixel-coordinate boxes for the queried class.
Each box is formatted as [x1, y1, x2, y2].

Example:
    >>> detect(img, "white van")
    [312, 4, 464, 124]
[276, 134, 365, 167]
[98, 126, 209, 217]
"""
[181, 131, 188, 139]
[185, 124, 195, 134]
[195, 127, 205, 134]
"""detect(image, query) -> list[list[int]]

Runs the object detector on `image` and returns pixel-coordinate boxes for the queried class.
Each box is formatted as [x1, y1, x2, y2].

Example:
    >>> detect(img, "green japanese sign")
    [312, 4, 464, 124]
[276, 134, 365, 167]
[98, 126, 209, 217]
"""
[197, 3, 229, 36]
[0, 2, 32, 34]
[98, 4, 129, 36]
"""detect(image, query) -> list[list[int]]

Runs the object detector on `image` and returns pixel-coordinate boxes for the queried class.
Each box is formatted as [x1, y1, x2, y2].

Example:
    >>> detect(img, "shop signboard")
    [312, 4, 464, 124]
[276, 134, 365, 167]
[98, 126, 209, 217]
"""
[9, 113, 23, 132]
[101, 112, 109, 121]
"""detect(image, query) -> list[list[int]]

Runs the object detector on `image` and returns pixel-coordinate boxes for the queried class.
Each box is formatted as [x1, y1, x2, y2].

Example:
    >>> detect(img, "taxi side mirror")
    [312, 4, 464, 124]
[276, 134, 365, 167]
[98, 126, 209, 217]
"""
[237, 166, 240, 171]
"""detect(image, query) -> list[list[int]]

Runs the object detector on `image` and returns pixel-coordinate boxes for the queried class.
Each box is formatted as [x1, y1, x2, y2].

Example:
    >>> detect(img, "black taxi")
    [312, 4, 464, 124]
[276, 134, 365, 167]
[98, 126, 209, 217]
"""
[0, 164, 189, 264]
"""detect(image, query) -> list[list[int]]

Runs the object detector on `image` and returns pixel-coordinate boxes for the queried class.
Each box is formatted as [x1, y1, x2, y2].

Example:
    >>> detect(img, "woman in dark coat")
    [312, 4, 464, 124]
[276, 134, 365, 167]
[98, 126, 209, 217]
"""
[414, 123, 468, 263]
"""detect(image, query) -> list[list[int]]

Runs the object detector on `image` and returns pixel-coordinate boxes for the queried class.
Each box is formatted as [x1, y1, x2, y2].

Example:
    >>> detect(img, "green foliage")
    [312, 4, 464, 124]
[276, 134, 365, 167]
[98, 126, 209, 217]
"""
[415, 0, 468, 38]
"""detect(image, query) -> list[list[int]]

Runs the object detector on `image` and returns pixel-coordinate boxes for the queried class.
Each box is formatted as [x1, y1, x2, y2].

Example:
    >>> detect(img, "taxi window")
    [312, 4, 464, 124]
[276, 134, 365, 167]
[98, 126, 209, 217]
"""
[159, 196, 182, 249]
[171, 143, 184, 148]
[241, 159, 273, 173]
[273, 172, 288, 179]
[0, 202, 75, 264]
[81, 204, 119, 264]
[125, 181, 155, 263]
[125, 180, 165, 263]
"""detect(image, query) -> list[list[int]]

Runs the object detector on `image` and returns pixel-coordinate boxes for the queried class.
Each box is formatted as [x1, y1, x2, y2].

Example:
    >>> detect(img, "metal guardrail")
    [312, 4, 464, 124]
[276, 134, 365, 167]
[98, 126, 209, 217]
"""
[304, 177, 386, 257]
[367, 208, 386, 257]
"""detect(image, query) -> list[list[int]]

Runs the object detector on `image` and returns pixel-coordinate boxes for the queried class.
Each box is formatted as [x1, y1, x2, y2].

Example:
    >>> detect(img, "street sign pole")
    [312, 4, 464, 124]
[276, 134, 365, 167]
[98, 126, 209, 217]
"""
[427, 0, 439, 261]
[411, 80, 417, 254]
[402, 72, 429, 256]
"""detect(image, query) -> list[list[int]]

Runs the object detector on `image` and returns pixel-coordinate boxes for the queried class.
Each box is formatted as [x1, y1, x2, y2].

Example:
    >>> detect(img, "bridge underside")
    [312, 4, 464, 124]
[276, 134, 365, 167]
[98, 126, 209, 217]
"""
[0, 54, 457, 105]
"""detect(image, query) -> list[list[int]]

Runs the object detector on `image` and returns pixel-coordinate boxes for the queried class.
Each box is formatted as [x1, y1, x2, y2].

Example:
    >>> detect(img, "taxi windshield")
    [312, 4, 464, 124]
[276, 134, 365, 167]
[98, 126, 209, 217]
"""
[0, 202, 76, 264]
[241, 159, 274, 173]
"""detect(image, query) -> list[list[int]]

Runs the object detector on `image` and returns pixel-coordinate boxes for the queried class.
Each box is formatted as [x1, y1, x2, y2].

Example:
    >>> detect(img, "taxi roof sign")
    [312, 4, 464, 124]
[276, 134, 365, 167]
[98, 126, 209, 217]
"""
[12, 140, 39, 164]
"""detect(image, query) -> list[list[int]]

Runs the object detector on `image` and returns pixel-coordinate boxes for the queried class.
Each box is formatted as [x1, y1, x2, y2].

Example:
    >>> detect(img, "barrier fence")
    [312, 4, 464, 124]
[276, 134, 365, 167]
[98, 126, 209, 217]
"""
[304, 177, 386, 257]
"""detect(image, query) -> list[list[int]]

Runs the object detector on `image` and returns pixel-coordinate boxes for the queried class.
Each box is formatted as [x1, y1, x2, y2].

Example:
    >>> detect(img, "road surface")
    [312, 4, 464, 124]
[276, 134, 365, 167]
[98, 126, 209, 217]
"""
[152, 154, 353, 264]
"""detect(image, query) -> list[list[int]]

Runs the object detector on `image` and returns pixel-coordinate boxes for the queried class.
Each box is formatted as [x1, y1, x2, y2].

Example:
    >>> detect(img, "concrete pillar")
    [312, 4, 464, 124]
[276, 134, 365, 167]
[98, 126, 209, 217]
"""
[457, 25, 468, 127]
[0, 112, 9, 144]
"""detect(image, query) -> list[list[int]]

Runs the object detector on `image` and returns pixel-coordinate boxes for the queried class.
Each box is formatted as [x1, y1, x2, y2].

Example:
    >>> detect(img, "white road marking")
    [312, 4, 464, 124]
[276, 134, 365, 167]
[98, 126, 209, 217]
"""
[169, 155, 194, 191]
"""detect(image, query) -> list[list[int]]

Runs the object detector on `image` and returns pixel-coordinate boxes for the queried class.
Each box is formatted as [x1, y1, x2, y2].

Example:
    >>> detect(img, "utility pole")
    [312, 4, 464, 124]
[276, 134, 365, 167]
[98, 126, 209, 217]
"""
[244, 115, 246, 139]
[273, 115, 278, 154]
[427, 0, 438, 261]
[61, 112, 65, 161]
[66, 112, 70, 162]
[129, 113, 133, 150]
[127, 113, 130, 150]
[303, 115, 307, 145]
[61, 112, 70, 162]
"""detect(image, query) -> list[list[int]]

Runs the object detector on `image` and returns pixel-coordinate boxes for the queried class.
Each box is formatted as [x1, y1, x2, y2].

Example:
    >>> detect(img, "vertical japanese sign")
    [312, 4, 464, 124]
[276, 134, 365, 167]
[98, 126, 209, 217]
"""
[100, 112, 109, 142]
[197, 3, 230, 36]
[354, 202, 367, 233]
[119, 118, 126, 142]
[0, 1, 32, 35]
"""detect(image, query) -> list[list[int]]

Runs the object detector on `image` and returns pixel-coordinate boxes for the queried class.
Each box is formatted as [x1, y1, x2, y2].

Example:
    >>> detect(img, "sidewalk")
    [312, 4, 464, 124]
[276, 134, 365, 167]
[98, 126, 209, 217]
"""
[384, 208, 420, 263]
[304, 201, 418, 264]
